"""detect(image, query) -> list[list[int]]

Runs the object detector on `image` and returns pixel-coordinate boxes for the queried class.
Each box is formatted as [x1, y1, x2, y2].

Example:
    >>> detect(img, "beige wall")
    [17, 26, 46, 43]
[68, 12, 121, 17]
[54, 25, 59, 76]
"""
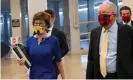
[28, 0, 47, 36]
[10, 0, 21, 37]
[10, 0, 47, 42]
[69, 0, 81, 53]
[123, 0, 133, 20]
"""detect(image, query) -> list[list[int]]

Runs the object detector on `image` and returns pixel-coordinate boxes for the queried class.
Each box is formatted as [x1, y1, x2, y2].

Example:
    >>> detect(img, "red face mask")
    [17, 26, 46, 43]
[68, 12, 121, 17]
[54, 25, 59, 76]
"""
[98, 14, 111, 27]
[122, 16, 131, 23]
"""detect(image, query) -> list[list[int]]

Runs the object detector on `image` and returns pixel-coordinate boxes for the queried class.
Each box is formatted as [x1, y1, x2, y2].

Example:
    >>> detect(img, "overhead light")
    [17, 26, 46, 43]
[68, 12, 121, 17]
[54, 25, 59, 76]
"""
[7, 21, 10, 24]
[0, 22, 3, 24]
[0, 15, 3, 18]
[94, 6, 99, 9]
[59, 12, 63, 15]
[118, 2, 123, 5]
[25, 17, 28, 20]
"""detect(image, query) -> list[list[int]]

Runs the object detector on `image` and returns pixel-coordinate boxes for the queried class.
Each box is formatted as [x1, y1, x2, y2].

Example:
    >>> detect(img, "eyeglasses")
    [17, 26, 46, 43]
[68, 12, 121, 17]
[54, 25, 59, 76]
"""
[34, 21, 46, 27]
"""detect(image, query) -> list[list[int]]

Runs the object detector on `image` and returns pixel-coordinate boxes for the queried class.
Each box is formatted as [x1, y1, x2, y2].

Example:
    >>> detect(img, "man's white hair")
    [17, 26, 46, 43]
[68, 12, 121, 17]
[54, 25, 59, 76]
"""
[99, 1, 117, 14]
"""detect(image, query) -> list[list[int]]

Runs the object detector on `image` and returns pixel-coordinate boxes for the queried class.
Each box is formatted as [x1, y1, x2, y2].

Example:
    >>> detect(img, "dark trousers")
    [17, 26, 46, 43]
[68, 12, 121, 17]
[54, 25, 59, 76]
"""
[55, 73, 59, 79]
[55, 74, 58, 79]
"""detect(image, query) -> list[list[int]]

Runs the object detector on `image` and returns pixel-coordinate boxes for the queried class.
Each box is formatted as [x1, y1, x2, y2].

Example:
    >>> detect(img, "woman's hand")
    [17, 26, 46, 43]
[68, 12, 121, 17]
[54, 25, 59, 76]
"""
[17, 58, 25, 66]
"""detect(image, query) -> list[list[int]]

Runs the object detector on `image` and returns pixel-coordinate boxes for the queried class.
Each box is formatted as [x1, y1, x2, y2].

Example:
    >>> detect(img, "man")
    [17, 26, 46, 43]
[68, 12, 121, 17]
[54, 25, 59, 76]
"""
[86, 1, 133, 79]
[120, 6, 133, 26]
[44, 9, 69, 78]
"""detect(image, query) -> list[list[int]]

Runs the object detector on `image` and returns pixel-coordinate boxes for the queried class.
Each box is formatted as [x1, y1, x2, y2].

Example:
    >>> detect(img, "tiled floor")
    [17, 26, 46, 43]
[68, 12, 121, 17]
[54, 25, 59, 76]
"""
[1, 53, 88, 79]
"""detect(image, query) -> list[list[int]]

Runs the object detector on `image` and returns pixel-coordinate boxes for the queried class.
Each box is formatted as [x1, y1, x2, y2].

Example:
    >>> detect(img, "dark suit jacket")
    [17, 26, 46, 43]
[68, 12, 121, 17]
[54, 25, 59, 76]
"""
[131, 20, 133, 27]
[120, 20, 133, 27]
[86, 23, 133, 79]
[52, 27, 69, 75]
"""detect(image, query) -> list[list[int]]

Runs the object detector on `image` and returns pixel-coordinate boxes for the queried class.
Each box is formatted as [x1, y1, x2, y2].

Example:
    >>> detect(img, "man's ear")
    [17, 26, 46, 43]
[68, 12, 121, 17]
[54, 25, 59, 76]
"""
[52, 17, 56, 22]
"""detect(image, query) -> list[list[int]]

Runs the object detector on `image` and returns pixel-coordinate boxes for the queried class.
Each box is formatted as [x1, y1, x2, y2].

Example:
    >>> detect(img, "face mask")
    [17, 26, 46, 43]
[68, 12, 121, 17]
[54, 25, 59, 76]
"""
[33, 26, 49, 35]
[122, 16, 131, 23]
[98, 14, 111, 27]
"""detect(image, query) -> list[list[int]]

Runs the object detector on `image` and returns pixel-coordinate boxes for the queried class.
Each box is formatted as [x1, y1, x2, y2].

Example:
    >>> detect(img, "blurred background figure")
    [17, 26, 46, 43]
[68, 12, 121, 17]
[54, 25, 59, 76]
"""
[44, 9, 69, 79]
[1, 42, 11, 59]
[120, 6, 133, 26]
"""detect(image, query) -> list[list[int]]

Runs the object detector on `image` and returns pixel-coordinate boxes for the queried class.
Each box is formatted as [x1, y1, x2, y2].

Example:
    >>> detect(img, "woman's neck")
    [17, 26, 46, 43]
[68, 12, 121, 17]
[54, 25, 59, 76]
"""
[36, 34, 46, 43]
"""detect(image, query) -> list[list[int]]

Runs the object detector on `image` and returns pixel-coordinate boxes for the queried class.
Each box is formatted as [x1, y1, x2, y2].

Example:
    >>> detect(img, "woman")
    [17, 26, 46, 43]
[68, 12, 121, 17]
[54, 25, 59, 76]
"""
[17, 12, 65, 79]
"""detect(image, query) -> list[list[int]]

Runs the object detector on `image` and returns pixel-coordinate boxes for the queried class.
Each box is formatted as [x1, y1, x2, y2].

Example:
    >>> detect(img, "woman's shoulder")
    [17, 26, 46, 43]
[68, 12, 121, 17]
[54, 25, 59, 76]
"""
[27, 36, 35, 42]
[48, 35, 59, 43]
[28, 36, 34, 39]
[49, 35, 58, 40]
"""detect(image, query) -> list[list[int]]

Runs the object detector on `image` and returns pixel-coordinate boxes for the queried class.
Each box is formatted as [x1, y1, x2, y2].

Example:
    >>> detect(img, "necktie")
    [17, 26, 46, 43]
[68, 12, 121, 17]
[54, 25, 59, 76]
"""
[100, 29, 109, 78]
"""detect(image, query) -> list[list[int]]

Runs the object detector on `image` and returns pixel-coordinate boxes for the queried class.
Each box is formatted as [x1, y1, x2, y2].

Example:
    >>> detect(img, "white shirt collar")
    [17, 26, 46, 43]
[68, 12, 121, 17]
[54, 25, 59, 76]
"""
[102, 21, 118, 33]
[47, 25, 54, 37]
[48, 25, 53, 31]
[123, 20, 132, 26]
[109, 21, 118, 32]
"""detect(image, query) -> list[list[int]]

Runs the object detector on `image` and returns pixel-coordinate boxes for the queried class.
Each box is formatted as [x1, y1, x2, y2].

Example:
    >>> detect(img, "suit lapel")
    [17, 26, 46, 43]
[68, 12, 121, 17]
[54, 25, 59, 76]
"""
[131, 20, 133, 27]
[52, 27, 55, 35]
[96, 27, 102, 56]
[94, 27, 102, 76]
[117, 23, 122, 54]
[116, 23, 122, 72]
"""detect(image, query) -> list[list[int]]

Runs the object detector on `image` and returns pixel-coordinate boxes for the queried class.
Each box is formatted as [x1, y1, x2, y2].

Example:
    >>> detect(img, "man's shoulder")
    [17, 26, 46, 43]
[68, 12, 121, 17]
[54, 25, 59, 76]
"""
[52, 28, 65, 36]
[91, 26, 101, 33]
[131, 20, 133, 26]
[131, 20, 133, 23]
[53, 27, 63, 33]
[118, 23, 133, 30]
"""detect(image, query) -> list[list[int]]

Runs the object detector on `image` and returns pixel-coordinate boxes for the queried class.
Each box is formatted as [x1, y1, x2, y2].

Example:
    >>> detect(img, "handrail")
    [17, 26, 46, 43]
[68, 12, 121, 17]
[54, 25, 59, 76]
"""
[80, 39, 90, 41]
[80, 32, 91, 35]
[79, 20, 97, 24]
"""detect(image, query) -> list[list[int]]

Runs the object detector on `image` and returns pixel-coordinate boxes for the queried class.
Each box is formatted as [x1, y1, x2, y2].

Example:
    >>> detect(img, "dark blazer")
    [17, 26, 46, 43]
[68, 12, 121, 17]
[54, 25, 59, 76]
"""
[131, 20, 133, 27]
[86, 23, 133, 79]
[121, 20, 133, 27]
[52, 27, 69, 76]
